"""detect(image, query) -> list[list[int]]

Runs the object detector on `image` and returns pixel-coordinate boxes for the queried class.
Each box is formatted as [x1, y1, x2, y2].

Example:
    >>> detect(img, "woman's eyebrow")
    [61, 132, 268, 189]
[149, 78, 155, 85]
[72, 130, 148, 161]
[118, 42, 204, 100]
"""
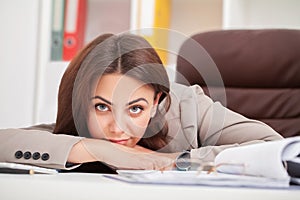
[91, 96, 148, 106]
[91, 96, 112, 105]
[127, 98, 149, 106]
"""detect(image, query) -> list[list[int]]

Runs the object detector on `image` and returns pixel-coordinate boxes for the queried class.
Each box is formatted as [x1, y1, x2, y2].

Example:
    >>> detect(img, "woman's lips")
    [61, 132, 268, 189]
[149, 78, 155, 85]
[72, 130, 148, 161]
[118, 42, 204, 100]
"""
[109, 139, 129, 145]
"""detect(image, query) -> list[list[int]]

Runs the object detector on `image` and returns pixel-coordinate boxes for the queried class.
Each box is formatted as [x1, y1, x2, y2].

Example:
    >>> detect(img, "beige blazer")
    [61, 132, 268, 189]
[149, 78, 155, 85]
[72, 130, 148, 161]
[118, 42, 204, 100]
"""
[0, 83, 283, 170]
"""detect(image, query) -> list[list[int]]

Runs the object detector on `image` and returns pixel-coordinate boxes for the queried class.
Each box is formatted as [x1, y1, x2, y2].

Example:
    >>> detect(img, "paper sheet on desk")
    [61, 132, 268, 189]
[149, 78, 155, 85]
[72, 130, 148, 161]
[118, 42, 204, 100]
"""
[0, 162, 58, 174]
[104, 170, 290, 188]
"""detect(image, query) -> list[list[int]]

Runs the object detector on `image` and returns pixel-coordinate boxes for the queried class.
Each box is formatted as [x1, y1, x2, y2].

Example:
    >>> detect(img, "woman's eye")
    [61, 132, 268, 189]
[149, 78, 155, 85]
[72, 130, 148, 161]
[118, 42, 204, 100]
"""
[95, 104, 109, 112]
[129, 106, 143, 115]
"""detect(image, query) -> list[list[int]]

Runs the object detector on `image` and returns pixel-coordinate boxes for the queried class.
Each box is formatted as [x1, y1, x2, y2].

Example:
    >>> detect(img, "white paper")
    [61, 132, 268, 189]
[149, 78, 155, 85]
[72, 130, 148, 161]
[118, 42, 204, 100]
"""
[0, 162, 58, 174]
[214, 136, 300, 180]
[105, 170, 290, 188]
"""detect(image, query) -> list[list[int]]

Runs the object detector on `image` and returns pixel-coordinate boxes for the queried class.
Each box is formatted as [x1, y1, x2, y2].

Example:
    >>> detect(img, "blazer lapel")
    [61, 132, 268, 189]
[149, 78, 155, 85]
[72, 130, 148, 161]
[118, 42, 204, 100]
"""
[179, 88, 199, 149]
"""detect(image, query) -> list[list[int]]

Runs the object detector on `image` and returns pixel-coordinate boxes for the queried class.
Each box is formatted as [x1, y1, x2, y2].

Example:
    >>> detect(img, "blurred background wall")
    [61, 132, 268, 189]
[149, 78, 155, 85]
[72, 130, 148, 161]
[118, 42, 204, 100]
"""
[0, 0, 299, 128]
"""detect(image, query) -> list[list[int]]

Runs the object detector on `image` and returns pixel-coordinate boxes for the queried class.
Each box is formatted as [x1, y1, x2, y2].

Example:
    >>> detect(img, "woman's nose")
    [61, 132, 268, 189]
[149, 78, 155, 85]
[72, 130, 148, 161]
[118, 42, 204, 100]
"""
[109, 122, 125, 134]
[109, 110, 130, 135]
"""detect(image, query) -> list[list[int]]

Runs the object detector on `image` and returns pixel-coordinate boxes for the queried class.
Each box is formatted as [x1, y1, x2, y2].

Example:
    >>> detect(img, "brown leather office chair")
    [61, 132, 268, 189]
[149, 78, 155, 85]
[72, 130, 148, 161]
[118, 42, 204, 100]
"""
[175, 29, 300, 138]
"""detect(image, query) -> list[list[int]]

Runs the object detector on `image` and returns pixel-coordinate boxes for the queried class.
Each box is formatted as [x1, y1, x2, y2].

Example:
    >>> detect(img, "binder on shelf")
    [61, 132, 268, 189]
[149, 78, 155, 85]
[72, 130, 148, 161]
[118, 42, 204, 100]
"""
[136, 0, 171, 65]
[62, 0, 87, 61]
[50, 0, 65, 61]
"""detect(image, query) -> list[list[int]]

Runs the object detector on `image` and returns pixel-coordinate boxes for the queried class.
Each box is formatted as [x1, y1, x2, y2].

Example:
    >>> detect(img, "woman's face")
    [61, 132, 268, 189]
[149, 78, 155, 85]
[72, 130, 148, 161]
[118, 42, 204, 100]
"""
[87, 73, 160, 147]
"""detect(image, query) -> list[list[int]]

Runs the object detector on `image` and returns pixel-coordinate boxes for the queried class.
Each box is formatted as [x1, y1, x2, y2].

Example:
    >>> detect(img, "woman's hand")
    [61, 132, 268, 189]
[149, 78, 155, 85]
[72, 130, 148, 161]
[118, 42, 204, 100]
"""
[133, 144, 181, 162]
[69, 138, 175, 170]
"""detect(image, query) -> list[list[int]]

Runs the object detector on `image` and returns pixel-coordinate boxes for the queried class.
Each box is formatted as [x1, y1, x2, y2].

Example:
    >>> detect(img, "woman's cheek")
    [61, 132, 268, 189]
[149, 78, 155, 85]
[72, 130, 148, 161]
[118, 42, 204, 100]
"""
[132, 118, 149, 128]
[131, 110, 152, 128]
[87, 113, 105, 139]
[126, 116, 150, 139]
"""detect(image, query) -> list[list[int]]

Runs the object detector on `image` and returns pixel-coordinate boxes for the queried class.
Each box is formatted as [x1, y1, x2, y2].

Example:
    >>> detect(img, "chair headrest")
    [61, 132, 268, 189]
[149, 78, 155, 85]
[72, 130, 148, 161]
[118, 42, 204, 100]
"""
[176, 29, 300, 88]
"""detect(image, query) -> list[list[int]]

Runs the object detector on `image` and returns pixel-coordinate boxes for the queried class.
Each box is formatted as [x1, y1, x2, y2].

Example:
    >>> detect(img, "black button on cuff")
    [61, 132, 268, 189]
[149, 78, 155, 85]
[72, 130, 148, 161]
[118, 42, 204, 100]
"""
[41, 153, 50, 161]
[32, 152, 41, 160]
[23, 151, 32, 159]
[15, 150, 23, 159]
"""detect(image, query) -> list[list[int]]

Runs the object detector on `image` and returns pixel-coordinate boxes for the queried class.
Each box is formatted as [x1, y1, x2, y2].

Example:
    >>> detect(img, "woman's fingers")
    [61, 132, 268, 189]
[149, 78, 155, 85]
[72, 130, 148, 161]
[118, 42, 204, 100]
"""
[137, 154, 174, 170]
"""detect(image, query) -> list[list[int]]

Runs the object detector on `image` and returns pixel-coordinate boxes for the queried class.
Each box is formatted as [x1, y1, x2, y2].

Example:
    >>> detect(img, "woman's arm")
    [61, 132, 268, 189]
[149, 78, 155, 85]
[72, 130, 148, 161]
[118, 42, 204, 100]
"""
[0, 128, 174, 170]
[190, 85, 283, 162]
[0, 128, 82, 169]
[70, 138, 175, 170]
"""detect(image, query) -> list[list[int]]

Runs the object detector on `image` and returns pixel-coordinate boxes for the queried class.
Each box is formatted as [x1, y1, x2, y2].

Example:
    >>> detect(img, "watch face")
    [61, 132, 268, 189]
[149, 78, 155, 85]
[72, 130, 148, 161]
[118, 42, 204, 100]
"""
[175, 152, 191, 171]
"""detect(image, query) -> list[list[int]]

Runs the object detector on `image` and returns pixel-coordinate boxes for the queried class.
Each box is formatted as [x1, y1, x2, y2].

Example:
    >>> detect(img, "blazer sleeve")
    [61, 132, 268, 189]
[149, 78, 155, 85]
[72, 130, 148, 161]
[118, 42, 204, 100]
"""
[0, 127, 83, 170]
[189, 84, 283, 162]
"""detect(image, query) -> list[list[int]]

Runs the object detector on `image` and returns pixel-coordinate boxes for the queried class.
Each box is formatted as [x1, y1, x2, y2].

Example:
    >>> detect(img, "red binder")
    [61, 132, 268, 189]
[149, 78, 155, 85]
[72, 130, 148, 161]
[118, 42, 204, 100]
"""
[62, 0, 87, 61]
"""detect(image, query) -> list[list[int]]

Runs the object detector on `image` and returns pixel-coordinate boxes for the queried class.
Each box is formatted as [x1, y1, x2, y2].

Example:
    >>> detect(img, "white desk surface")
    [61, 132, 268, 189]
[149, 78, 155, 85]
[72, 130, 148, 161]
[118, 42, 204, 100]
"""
[0, 173, 299, 200]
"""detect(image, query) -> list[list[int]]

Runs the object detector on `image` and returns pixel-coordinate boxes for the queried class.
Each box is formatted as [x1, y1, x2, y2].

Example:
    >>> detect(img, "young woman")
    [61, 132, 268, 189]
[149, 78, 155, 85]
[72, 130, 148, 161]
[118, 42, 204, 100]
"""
[0, 33, 283, 173]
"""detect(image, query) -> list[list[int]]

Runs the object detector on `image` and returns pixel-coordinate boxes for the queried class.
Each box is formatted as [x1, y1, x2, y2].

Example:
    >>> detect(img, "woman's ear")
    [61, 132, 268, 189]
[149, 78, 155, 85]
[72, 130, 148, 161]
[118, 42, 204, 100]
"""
[151, 92, 162, 117]
[154, 92, 162, 106]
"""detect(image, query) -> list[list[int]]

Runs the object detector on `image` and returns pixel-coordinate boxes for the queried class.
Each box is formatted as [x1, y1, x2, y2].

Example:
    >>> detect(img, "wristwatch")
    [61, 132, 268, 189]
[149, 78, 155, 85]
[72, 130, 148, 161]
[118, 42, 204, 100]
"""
[175, 151, 191, 171]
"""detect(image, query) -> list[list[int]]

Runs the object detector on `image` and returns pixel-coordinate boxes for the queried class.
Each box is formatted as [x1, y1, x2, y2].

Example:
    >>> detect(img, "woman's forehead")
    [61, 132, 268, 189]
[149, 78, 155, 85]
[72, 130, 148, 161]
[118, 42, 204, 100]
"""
[93, 73, 155, 103]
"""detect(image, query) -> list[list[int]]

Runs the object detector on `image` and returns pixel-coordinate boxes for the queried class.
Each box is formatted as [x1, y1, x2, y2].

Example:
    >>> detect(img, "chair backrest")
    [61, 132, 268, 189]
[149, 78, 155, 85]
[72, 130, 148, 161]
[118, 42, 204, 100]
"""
[175, 29, 300, 138]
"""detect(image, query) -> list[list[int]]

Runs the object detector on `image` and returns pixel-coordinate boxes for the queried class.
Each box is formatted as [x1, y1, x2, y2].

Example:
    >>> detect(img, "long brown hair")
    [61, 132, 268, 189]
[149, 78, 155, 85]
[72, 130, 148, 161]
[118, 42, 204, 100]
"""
[54, 33, 171, 150]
